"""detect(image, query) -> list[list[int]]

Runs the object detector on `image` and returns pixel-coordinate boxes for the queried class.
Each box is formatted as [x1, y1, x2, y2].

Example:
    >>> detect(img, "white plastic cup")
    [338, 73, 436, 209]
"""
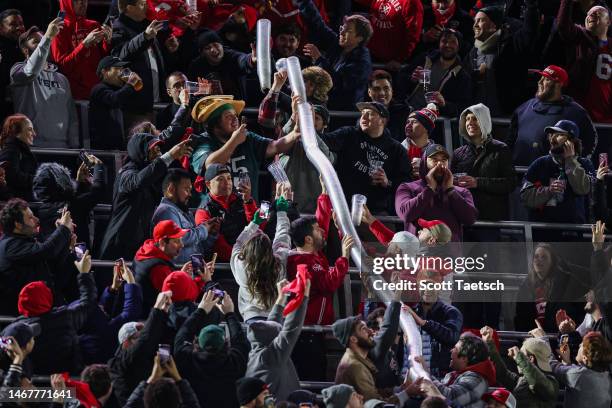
[267, 161, 289, 183]
[186, 0, 198, 12]
[351, 194, 367, 226]
[421, 69, 431, 87]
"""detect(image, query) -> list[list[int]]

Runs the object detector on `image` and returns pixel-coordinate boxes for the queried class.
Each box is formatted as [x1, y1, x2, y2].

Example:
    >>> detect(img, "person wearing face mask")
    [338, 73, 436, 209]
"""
[98, 133, 193, 261]
[0, 114, 38, 201]
[557, 0, 612, 123]
[520, 119, 594, 224]
[395, 144, 478, 242]
[11, 17, 80, 148]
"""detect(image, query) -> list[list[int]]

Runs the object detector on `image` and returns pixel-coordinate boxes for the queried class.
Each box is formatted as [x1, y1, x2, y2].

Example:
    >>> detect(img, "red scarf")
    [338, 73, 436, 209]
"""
[433, 2, 457, 27]
[61, 373, 100, 408]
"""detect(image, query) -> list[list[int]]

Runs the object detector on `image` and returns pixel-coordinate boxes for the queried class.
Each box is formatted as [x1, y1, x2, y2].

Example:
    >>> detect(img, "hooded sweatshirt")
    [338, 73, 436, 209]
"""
[434, 359, 497, 408]
[395, 154, 478, 242]
[32, 161, 106, 247]
[132, 239, 180, 317]
[51, 0, 110, 99]
[99, 133, 177, 260]
[451, 103, 516, 221]
[245, 297, 308, 401]
[10, 35, 79, 148]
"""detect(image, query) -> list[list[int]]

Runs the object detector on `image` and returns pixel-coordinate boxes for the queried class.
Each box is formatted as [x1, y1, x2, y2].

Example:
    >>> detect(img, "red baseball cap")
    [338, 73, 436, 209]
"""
[533, 65, 568, 87]
[418, 219, 448, 229]
[482, 389, 517, 408]
[153, 220, 187, 241]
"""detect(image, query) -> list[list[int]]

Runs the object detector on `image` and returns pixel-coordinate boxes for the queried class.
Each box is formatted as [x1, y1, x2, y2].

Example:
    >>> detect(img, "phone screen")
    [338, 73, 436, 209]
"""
[158, 344, 171, 363]
[191, 254, 204, 277]
[75, 243, 86, 260]
[58, 10, 66, 19]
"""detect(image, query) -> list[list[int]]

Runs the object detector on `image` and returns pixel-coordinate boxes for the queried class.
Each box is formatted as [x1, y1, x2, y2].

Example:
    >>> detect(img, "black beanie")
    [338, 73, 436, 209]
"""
[331, 316, 360, 347]
[198, 30, 223, 49]
[479, 6, 504, 29]
[236, 377, 267, 405]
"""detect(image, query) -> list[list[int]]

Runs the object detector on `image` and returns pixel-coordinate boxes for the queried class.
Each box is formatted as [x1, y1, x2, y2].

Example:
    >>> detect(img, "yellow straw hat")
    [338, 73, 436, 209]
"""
[191, 95, 246, 124]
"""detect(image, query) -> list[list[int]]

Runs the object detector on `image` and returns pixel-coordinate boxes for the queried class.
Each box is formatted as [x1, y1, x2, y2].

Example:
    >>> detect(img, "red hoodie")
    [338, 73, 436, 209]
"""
[356, 0, 424, 62]
[286, 194, 348, 325]
[51, 0, 110, 100]
[198, 2, 258, 32]
[443, 359, 497, 389]
[134, 239, 181, 291]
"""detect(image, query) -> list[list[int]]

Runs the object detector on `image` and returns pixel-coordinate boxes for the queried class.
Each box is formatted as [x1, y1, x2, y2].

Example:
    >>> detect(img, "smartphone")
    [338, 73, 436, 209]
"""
[0, 337, 12, 350]
[260, 201, 270, 219]
[79, 149, 95, 169]
[158, 344, 171, 364]
[211, 252, 217, 265]
[115, 258, 125, 281]
[0, 161, 9, 169]
[75, 243, 86, 261]
[160, 20, 169, 30]
[57, 205, 69, 214]
[209, 282, 225, 299]
[600, 153, 608, 168]
[58, 10, 66, 20]
[560, 334, 569, 345]
[191, 254, 204, 277]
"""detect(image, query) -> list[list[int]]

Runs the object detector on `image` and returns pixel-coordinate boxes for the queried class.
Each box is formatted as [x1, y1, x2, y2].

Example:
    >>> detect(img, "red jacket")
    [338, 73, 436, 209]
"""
[52, 0, 110, 100]
[134, 240, 179, 291]
[198, 2, 258, 32]
[286, 194, 348, 325]
[356, 0, 424, 62]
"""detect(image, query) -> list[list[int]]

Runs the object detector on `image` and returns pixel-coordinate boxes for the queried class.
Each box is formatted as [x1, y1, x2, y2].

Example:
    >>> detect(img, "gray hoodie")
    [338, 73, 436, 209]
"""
[231, 211, 291, 321]
[458, 103, 492, 143]
[550, 359, 612, 408]
[10, 36, 79, 148]
[245, 295, 308, 401]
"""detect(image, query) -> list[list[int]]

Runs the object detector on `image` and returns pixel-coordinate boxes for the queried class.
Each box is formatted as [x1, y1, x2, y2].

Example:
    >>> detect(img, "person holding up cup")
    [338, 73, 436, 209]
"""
[520, 119, 595, 224]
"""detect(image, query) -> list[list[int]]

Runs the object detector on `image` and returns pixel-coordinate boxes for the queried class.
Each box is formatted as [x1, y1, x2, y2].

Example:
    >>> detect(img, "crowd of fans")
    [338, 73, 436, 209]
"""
[0, 0, 611, 406]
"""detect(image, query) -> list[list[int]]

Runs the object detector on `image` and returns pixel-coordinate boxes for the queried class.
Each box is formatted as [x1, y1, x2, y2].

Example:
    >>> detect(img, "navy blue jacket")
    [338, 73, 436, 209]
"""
[414, 301, 463, 379]
[508, 95, 598, 166]
[521, 155, 594, 223]
[77, 283, 143, 365]
[296, 0, 372, 110]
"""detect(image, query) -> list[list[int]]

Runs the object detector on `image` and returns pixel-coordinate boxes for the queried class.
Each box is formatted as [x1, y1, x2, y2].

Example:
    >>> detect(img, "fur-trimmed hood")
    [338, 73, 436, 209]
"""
[33, 162, 75, 202]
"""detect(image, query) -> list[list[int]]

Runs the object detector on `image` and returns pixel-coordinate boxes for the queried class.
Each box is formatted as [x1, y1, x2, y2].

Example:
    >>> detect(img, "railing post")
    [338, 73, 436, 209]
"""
[443, 117, 453, 152]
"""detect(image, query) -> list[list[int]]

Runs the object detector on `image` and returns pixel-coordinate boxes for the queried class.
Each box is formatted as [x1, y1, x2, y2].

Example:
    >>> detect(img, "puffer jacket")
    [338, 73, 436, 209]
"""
[451, 103, 516, 221]
[33, 162, 106, 247]
[14, 273, 97, 375]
